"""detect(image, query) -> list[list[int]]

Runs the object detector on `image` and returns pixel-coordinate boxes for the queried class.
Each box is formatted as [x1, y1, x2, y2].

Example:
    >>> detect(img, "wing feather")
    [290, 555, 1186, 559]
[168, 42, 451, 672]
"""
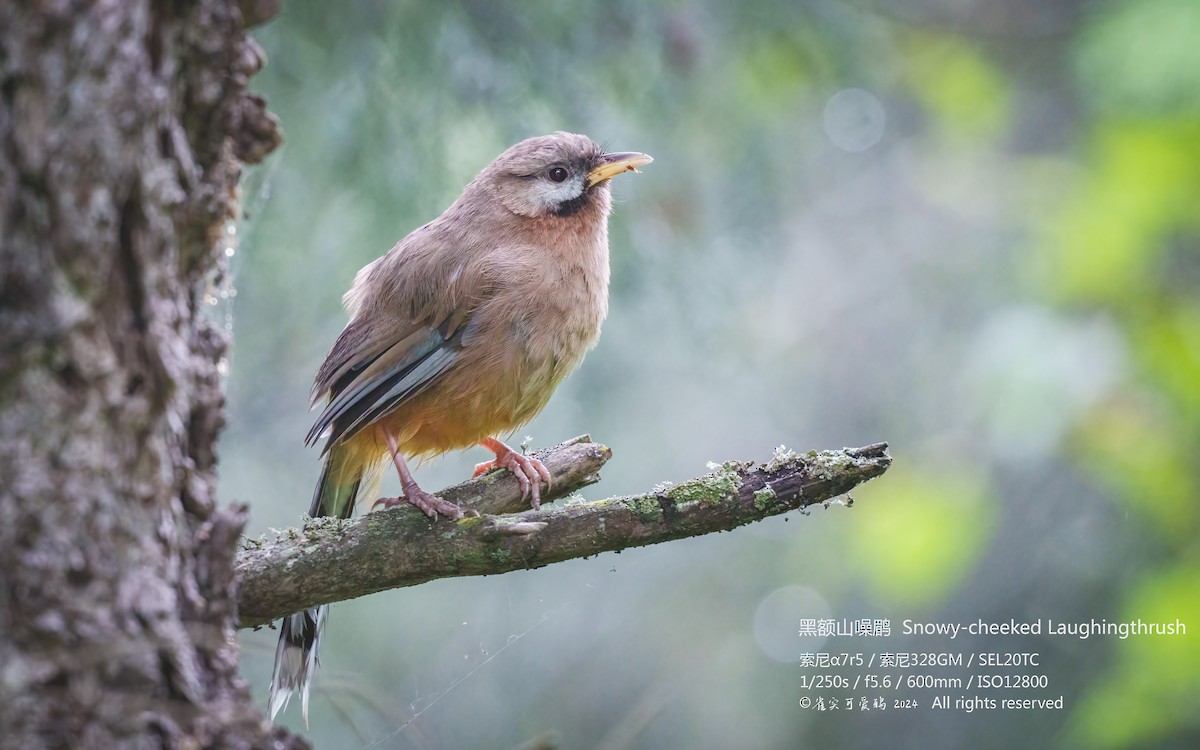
[308, 225, 500, 452]
[307, 328, 437, 442]
[326, 340, 461, 450]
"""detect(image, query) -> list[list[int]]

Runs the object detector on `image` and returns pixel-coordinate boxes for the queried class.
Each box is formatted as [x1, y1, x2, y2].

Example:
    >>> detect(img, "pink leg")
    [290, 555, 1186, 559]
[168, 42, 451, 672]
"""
[373, 427, 472, 520]
[473, 437, 552, 509]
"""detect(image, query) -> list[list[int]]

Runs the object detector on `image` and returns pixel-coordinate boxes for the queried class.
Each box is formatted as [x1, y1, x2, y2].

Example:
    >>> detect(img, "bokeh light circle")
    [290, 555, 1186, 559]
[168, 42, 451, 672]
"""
[752, 585, 832, 663]
[822, 87, 886, 152]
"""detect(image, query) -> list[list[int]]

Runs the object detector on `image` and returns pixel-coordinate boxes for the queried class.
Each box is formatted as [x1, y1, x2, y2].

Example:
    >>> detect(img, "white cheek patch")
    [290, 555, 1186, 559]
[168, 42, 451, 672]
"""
[528, 175, 585, 213]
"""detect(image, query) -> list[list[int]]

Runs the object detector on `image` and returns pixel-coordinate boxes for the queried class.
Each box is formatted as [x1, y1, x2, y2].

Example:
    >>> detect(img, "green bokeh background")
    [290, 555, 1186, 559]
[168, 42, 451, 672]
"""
[222, 1, 1200, 746]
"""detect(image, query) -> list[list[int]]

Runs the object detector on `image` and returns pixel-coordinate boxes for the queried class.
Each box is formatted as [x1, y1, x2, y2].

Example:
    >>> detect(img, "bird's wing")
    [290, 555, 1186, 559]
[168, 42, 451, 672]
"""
[304, 322, 458, 453]
[306, 240, 491, 454]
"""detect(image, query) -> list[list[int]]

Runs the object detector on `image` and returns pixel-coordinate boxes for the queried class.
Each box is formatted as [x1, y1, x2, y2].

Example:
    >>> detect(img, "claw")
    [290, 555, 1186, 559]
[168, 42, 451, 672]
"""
[477, 437, 552, 510]
[372, 491, 475, 520]
[495, 450, 551, 510]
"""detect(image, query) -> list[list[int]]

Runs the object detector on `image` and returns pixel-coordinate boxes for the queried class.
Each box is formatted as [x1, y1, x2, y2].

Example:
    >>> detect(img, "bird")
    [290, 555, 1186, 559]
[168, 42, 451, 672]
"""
[269, 132, 651, 724]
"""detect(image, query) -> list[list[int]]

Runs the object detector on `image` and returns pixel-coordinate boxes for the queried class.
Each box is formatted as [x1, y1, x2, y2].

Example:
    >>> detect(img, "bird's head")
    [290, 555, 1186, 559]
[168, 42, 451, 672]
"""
[478, 132, 651, 219]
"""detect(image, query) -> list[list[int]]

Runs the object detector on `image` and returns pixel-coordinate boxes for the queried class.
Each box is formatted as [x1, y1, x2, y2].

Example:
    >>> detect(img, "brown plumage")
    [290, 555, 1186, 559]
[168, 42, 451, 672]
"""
[270, 132, 650, 723]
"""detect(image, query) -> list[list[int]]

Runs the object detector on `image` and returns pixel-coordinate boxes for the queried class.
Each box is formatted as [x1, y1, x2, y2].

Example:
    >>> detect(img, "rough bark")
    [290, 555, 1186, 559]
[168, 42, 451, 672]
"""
[0, 2, 294, 748]
[237, 442, 891, 629]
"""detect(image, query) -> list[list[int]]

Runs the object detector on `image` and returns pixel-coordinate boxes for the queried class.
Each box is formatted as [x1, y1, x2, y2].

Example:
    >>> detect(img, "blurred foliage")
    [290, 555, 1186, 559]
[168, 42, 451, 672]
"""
[1048, 1, 1200, 745]
[224, 0, 1198, 747]
[902, 33, 1012, 143]
[850, 465, 995, 607]
[1075, 0, 1200, 117]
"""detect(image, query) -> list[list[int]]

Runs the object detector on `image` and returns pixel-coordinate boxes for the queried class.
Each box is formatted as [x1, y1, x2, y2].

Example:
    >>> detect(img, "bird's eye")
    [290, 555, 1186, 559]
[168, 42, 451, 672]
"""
[547, 166, 569, 183]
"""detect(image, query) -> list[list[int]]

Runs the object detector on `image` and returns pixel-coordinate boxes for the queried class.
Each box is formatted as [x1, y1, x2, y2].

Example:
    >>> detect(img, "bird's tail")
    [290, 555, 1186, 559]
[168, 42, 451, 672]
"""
[269, 442, 365, 725]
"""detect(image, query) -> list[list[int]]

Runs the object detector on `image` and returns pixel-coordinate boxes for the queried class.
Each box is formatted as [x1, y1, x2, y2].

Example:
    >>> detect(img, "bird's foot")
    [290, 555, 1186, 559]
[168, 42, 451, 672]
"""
[477, 441, 552, 510]
[372, 490, 476, 520]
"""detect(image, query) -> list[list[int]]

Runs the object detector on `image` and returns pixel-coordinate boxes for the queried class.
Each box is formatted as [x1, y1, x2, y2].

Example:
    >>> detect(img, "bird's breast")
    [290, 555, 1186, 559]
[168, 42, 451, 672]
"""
[512, 255, 607, 384]
[473, 240, 608, 419]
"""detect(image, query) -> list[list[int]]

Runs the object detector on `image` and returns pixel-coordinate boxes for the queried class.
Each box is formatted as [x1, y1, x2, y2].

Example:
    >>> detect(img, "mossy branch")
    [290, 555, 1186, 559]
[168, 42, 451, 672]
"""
[235, 438, 891, 629]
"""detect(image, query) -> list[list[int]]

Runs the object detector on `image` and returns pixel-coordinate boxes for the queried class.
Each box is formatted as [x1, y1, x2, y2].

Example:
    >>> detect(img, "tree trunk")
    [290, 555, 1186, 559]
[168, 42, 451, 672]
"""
[0, 1, 296, 747]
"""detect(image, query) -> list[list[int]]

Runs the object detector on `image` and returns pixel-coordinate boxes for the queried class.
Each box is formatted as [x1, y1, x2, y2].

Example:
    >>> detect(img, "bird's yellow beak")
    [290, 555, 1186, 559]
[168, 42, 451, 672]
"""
[587, 152, 653, 187]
